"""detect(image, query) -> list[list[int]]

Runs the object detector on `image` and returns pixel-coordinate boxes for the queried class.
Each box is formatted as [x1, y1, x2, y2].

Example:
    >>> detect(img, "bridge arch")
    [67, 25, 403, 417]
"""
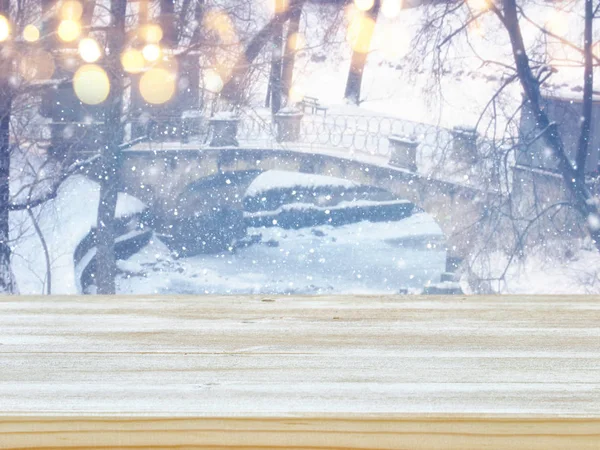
[117, 148, 486, 257]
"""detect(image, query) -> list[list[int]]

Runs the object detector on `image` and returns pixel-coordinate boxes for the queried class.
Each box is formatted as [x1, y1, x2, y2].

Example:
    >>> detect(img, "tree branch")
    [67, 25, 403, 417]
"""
[576, 0, 594, 177]
[8, 154, 100, 211]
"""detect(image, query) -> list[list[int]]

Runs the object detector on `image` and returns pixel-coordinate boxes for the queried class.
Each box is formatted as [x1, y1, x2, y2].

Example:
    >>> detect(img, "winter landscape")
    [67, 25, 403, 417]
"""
[1, 0, 600, 295]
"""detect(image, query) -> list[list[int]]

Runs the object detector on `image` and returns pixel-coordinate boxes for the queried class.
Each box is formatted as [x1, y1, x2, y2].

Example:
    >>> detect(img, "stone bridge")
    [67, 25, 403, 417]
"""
[114, 147, 489, 258]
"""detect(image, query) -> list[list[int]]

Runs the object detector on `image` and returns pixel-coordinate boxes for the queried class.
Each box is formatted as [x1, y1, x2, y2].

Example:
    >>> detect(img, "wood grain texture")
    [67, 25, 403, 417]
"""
[0, 295, 599, 449]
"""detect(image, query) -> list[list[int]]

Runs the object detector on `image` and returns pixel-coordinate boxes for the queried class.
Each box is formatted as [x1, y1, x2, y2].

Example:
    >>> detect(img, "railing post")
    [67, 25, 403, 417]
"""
[451, 126, 478, 164]
[274, 108, 303, 143]
[209, 114, 239, 147]
[181, 110, 203, 143]
[388, 135, 418, 172]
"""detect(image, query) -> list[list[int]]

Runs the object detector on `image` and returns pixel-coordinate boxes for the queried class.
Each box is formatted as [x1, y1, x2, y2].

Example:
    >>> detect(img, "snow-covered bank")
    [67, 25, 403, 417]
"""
[469, 244, 600, 295]
[117, 213, 446, 295]
[117, 169, 447, 295]
[10, 175, 146, 294]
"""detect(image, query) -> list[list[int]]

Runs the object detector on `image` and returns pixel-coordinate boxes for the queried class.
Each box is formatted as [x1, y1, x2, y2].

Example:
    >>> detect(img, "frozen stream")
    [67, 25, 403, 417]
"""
[117, 215, 446, 295]
[116, 170, 447, 295]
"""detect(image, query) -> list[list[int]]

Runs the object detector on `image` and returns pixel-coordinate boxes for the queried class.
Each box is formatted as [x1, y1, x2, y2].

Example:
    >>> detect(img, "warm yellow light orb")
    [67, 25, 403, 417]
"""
[287, 32, 305, 51]
[381, 0, 401, 18]
[73, 64, 110, 105]
[57, 19, 81, 42]
[346, 15, 376, 53]
[202, 69, 223, 93]
[139, 67, 176, 104]
[288, 85, 304, 103]
[545, 11, 569, 37]
[593, 41, 600, 59]
[268, 0, 289, 14]
[468, 19, 484, 38]
[354, 0, 374, 11]
[60, 0, 83, 20]
[78, 37, 101, 62]
[0, 15, 10, 42]
[121, 48, 145, 73]
[141, 23, 163, 43]
[142, 43, 161, 62]
[466, 0, 489, 12]
[23, 24, 40, 42]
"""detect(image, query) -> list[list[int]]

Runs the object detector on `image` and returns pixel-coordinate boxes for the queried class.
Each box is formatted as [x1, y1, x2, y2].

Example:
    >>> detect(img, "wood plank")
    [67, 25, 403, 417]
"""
[1, 416, 600, 449]
[0, 295, 599, 448]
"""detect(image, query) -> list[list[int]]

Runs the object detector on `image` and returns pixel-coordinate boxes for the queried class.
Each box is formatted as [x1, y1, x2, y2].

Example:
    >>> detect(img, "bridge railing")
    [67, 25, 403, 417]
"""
[296, 114, 453, 157]
[129, 111, 499, 182]
[228, 111, 457, 159]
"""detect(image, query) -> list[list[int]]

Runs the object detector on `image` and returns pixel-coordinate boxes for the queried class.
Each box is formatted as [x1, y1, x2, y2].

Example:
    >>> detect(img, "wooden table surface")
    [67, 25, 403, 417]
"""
[0, 295, 599, 449]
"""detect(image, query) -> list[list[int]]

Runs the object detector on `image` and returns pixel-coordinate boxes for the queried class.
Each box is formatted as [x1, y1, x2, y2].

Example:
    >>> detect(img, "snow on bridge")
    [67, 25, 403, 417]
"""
[117, 136, 490, 257]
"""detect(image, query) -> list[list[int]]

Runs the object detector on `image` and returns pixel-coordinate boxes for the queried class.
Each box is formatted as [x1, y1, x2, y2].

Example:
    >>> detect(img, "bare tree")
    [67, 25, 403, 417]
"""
[267, 0, 285, 113]
[94, 0, 127, 295]
[410, 0, 600, 291]
[0, 0, 16, 293]
[281, 0, 306, 101]
[344, 0, 380, 104]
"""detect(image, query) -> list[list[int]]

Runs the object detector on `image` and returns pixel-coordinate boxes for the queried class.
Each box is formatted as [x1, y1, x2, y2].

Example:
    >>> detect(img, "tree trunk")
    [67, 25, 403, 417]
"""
[344, 0, 380, 105]
[0, 84, 16, 294]
[0, 0, 17, 294]
[576, 0, 593, 178]
[281, 0, 305, 100]
[221, 6, 297, 106]
[265, 81, 271, 108]
[95, 0, 126, 295]
[190, 0, 205, 45]
[268, 0, 285, 114]
[82, 0, 97, 28]
[500, 0, 600, 249]
[27, 208, 51, 294]
[160, 0, 177, 47]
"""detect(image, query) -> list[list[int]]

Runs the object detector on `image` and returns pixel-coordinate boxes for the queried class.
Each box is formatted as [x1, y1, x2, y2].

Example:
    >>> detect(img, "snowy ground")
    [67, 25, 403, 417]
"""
[12, 171, 600, 296]
[10, 175, 146, 295]
[116, 214, 446, 295]
[117, 171, 446, 295]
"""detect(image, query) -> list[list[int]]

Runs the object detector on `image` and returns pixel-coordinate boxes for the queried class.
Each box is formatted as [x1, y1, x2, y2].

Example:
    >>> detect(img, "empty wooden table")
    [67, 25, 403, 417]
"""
[0, 295, 599, 449]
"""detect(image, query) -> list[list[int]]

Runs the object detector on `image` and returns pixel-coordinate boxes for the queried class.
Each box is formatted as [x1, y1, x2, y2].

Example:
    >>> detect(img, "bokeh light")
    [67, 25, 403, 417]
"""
[23, 24, 40, 42]
[78, 37, 102, 62]
[346, 14, 376, 53]
[267, 0, 290, 14]
[19, 49, 55, 81]
[139, 67, 176, 104]
[0, 15, 10, 42]
[545, 11, 569, 37]
[121, 48, 145, 73]
[203, 10, 237, 44]
[466, 0, 490, 12]
[381, 0, 401, 18]
[354, 0, 374, 11]
[141, 23, 163, 43]
[60, 0, 83, 20]
[57, 19, 81, 42]
[73, 64, 110, 105]
[202, 68, 223, 93]
[288, 84, 304, 103]
[593, 41, 600, 59]
[287, 32, 305, 51]
[142, 43, 161, 62]
[468, 18, 484, 38]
